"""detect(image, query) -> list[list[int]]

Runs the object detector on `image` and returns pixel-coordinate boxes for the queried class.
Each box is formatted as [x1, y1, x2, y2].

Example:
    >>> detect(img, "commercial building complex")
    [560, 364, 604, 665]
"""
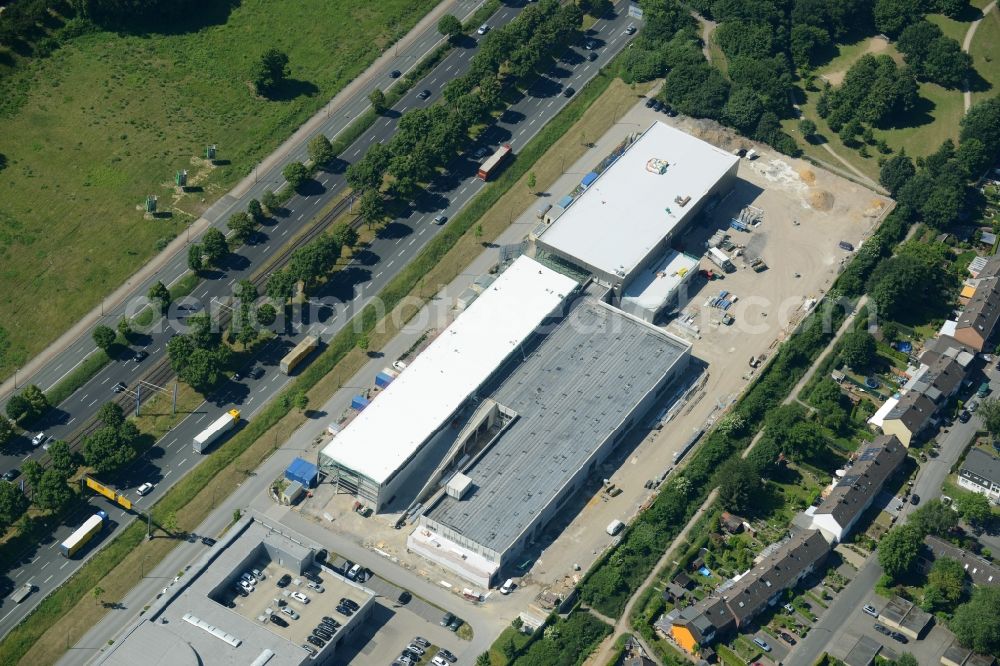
[98, 514, 375, 666]
[409, 286, 690, 586]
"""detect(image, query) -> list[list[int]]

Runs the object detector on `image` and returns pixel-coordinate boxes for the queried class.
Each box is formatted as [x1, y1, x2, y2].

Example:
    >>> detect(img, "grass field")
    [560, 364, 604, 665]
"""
[0, 0, 439, 381]
[926, 12, 972, 43]
[971, 6, 1000, 103]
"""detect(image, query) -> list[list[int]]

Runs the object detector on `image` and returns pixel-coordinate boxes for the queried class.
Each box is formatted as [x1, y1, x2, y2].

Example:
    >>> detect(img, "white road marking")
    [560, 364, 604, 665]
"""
[53, 363, 63, 373]
[101, 376, 110, 385]
[375, 272, 383, 278]
[60, 561, 69, 569]
[13, 569, 23, 578]
[282, 229, 289, 236]
[68, 417, 76, 425]
[80, 393, 89, 402]
[44, 575, 53, 584]
[272, 375, 280, 382]
[409, 238, 416, 246]
[547, 100, 555, 107]
[152, 346, 160, 354]
[164, 470, 172, 478]
[353, 148, 362, 157]
[263, 246, 270, 253]
[313, 198, 321, 206]
[398, 250, 406, 257]
[227, 278, 236, 286]
[418, 228, 426, 235]
[179, 458, 188, 467]
[297, 214, 304, 221]
[88, 398, 98, 407]
[460, 186, 468, 195]
[529, 118, 537, 126]
[429, 77, 437, 85]
[445, 64, 454, 72]
[259, 386, 267, 393]
[384, 119, 391, 127]
[519, 128, 527, 136]
[246, 396, 255, 404]
[40, 562, 49, 570]
[387, 260, 394, 268]
[195, 413, 206, 423]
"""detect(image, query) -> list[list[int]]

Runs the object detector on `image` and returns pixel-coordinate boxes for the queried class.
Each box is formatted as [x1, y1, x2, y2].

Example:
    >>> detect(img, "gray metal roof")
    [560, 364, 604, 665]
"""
[425, 292, 689, 555]
[813, 435, 906, 529]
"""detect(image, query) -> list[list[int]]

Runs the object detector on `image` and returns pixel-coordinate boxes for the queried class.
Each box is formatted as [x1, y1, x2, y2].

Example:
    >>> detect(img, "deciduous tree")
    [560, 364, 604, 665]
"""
[250, 48, 290, 97]
[715, 458, 760, 514]
[148, 281, 171, 314]
[202, 227, 228, 265]
[437, 14, 462, 38]
[950, 586, 1000, 654]
[369, 88, 388, 115]
[0, 415, 14, 448]
[926, 556, 967, 608]
[954, 491, 992, 528]
[0, 480, 29, 532]
[227, 212, 255, 245]
[256, 303, 277, 327]
[91, 324, 116, 353]
[308, 134, 335, 167]
[47, 439, 77, 478]
[33, 468, 73, 512]
[282, 162, 309, 191]
[359, 190, 386, 229]
[909, 499, 959, 537]
[878, 523, 923, 580]
[187, 244, 204, 272]
[266, 269, 296, 304]
[841, 330, 877, 370]
[332, 222, 359, 249]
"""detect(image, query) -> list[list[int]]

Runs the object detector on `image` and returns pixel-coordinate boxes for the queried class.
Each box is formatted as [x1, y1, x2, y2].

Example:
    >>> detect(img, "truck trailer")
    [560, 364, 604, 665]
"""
[706, 247, 735, 272]
[280, 335, 319, 375]
[192, 409, 240, 453]
[477, 144, 512, 181]
[60, 510, 108, 558]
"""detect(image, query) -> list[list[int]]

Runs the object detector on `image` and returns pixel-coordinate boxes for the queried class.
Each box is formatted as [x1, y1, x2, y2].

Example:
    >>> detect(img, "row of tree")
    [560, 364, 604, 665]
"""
[897, 20, 973, 89]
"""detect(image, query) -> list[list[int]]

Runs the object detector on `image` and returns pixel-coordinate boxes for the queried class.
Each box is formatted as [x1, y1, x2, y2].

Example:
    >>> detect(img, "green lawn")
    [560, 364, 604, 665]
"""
[0, 0, 438, 380]
[926, 13, 972, 43]
[971, 6, 1000, 104]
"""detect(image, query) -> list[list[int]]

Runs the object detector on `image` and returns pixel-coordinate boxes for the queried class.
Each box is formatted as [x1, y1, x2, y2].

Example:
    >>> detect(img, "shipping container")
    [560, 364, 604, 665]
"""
[477, 144, 512, 181]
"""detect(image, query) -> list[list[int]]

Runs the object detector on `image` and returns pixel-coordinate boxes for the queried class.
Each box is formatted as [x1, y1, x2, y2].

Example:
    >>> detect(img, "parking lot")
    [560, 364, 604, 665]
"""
[333, 600, 462, 666]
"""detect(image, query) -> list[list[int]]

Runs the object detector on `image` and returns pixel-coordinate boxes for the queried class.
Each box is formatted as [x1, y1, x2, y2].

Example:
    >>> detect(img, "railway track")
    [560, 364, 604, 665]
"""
[60, 189, 363, 453]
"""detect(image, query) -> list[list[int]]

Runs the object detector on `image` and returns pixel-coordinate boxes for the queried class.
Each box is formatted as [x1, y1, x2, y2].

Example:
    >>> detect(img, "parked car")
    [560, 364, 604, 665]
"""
[447, 615, 463, 631]
[247, 366, 264, 380]
[313, 627, 333, 641]
[874, 623, 891, 636]
[437, 648, 457, 663]
[440, 611, 455, 627]
[784, 603, 795, 613]
[234, 583, 249, 597]
[407, 644, 425, 656]
[322, 616, 341, 628]
[307, 635, 325, 648]
[281, 606, 300, 620]
[411, 636, 430, 648]
[780, 631, 796, 645]
[862, 604, 879, 618]
[587, 51, 598, 61]
[890, 631, 908, 644]
[336, 604, 353, 616]
[201, 536, 216, 547]
[301, 644, 317, 656]
[967, 399, 980, 413]
[277, 574, 292, 588]
[500, 578, 515, 594]
[136, 482, 155, 496]
[753, 637, 771, 652]
[306, 581, 324, 593]
[347, 564, 362, 580]
[910, 493, 920, 505]
[340, 598, 360, 611]
[269, 615, 289, 627]
[432, 657, 449, 666]
[959, 410, 972, 423]
[290, 591, 310, 604]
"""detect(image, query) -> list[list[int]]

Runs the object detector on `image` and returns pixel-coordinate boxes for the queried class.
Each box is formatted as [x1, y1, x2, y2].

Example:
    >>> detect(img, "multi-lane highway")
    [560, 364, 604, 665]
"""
[0, 0, 640, 639]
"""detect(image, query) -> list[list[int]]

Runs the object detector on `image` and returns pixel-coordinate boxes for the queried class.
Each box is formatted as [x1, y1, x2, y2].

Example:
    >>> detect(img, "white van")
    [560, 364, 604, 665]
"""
[347, 563, 362, 580]
[606, 520, 625, 536]
[500, 578, 515, 594]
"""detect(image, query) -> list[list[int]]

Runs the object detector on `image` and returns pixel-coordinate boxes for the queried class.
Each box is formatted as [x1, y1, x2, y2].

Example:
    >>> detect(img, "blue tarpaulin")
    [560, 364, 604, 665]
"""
[351, 395, 370, 411]
[557, 195, 574, 209]
[581, 172, 598, 188]
[375, 372, 394, 388]
[285, 457, 318, 488]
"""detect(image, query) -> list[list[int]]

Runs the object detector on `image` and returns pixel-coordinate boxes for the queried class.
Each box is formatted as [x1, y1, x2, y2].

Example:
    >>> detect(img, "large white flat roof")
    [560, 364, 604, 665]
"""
[538, 122, 738, 278]
[622, 249, 700, 312]
[321, 256, 579, 484]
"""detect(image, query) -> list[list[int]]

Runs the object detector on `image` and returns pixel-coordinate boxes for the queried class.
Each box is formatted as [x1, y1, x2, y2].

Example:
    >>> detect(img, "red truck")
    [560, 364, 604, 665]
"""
[477, 144, 512, 181]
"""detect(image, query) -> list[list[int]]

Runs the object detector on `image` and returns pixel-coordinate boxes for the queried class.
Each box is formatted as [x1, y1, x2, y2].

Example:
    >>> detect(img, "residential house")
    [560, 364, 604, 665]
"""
[957, 449, 1000, 504]
[665, 530, 829, 655]
[809, 435, 907, 543]
[881, 392, 939, 447]
[920, 535, 1000, 587]
[954, 275, 1000, 352]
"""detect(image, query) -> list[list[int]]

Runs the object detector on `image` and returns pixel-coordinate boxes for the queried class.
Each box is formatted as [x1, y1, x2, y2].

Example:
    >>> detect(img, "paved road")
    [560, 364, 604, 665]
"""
[787, 364, 994, 665]
[1, 1, 640, 643]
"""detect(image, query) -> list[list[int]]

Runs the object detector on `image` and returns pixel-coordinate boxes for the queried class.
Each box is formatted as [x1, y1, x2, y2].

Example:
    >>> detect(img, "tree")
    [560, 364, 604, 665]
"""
[92, 326, 116, 353]
[874, 0, 921, 37]
[293, 391, 309, 412]
[893, 654, 919, 666]
[13, 385, 49, 423]
[227, 212, 255, 245]
[308, 134, 335, 168]
[714, 458, 760, 514]
[879, 153, 916, 195]
[256, 303, 277, 326]
[47, 439, 77, 478]
[922, 36, 972, 88]
[527, 171, 537, 192]
[148, 281, 171, 314]
[475, 653, 491, 666]
[236, 279, 257, 305]
[0, 415, 14, 448]
[92, 586, 105, 607]
[83, 423, 137, 474]
[282, 162, 309, 191]
[332, 222, 359, 249]
[369, 88, 388, 115]
[359, 190, 386, 229]
[841, 330, 877, 370]
[289, 235, 341, 288]
[346, 157, 385, 193]
[977, 398, 1000, 441]
[909, 499, 959, 537]
[247, 198, 264, 223]
[799, 119, 817, 139]
[878, 524, 923, 580]
[202, 227, 228, 265]
[250, 48, 289, 97]
[187, 244, 203, 272]
[33, 468, 73, 512]
[98, 401, 125, 429]
[956, 138, 990, 178]
[0, 481, 29, 532]
[960, 96, 1000, 160]
[951, 586, 1000, 654]
[722, 86, 765, 134]
[926, 557, 967, 608]
[357, 334, 369, 352]
[261, 190, 280, 213]
[163, 511, 179, 534]
[954, 492, 992, 528]
[267, 269, 296, 303]
[117, 316, 132, 340]
[5, 394, 30, 423]
[437, 14, 462, 38]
